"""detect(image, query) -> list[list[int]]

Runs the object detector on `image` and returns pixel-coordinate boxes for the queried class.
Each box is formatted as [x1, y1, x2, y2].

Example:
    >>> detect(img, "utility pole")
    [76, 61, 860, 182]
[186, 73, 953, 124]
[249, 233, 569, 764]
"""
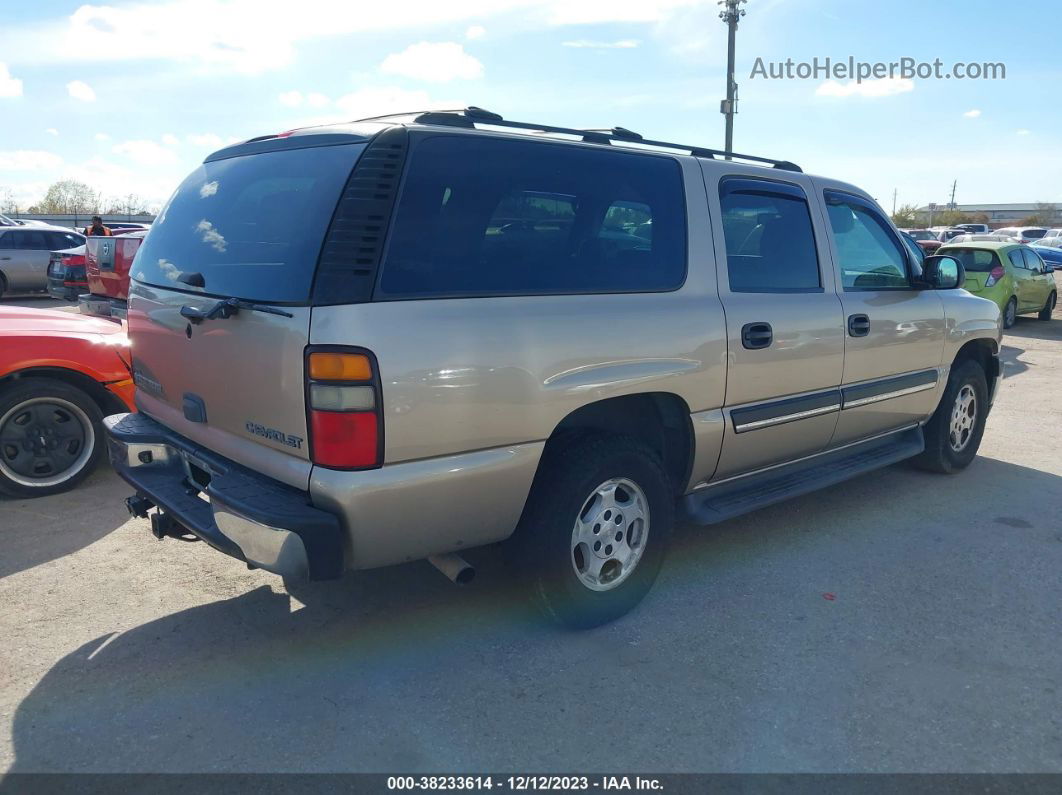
[949, 180, 957, 210]
[719, 0, 747, 158]
[892, 188, 897, 216]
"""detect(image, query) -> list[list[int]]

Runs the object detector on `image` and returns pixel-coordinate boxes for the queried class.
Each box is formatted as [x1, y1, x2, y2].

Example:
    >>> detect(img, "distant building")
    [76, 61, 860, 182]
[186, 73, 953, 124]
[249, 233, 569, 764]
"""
[914, 203, 1060, 228]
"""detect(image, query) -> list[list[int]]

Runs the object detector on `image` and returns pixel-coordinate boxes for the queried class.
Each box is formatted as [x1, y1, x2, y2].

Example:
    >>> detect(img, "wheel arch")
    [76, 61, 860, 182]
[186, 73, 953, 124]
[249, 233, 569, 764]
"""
[0, 367, 126, 417]
[542, 392, 694, 495]
[952, 337, 999, 400]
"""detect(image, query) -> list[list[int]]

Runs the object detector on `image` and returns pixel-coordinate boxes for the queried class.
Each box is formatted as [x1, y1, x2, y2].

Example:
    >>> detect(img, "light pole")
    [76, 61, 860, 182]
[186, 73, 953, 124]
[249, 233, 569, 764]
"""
[719, 0, 747, 158]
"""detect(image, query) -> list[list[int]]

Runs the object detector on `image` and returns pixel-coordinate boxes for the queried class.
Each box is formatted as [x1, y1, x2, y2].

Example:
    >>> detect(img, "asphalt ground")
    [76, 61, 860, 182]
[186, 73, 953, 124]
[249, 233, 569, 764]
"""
[1, 287, 1060, 773]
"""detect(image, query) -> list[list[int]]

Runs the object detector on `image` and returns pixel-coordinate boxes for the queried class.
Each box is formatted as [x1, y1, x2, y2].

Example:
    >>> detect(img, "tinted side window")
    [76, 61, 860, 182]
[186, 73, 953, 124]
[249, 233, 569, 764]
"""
[1022, 249, 1044, 271]
[1007, 250, 1025, 268]
[48, 231, 83, 249]
[378, 136, 687, 298]
[10, 230, 49, 250]
[825, 192, 909, 289]
[718, 181, 820, 292]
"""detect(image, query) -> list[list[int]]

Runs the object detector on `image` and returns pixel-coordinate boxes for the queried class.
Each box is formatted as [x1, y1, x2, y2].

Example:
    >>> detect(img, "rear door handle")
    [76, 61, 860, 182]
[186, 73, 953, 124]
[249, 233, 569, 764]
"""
[847, 314, 871, 337]
[741, 322, 773, 350]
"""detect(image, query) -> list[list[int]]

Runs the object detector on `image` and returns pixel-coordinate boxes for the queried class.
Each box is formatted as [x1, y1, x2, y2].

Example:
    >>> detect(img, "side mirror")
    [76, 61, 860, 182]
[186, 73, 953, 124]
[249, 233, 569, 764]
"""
[1044, 264, 1056, 273]
[922, 255, 965, 289]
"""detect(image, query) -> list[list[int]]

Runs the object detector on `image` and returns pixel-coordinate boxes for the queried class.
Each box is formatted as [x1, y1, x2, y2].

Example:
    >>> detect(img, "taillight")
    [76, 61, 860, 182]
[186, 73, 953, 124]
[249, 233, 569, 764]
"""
[985, 265, 1005, 287]
[306, 349, 382, 469]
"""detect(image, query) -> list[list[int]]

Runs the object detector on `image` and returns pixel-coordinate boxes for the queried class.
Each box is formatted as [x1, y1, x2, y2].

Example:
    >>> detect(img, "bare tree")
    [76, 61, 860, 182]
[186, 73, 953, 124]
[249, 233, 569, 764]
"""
[34, 180, 103, 222]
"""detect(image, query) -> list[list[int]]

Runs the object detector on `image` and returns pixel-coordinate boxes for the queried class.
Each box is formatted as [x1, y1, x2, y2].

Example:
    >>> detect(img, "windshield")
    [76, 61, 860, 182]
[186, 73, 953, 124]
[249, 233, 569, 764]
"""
[133, 143, 365, 303]
[941, 246, 1001, 272]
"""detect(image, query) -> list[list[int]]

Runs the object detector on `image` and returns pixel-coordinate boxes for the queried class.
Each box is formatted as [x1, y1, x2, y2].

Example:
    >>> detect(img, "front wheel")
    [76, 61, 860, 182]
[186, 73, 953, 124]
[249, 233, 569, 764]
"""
[0, 378, 105, 498]
[1038, 291, 1056, 321]
[913, 360, 988, 474]
[510, 435, 673, 629]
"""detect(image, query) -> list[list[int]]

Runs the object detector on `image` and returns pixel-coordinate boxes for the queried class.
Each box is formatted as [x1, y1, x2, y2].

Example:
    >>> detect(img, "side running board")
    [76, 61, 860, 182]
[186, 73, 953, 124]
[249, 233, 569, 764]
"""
[682, 426, 924, 525]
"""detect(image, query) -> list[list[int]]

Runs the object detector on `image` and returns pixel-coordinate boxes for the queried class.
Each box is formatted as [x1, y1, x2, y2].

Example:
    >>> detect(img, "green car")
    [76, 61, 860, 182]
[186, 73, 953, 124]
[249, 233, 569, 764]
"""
[938, 241, 1057, 328]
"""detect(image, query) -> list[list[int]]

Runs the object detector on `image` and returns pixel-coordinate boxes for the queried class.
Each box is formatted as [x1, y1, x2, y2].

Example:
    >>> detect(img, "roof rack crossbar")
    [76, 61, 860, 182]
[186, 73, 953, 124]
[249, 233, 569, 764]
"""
[399, 108, 802, 172]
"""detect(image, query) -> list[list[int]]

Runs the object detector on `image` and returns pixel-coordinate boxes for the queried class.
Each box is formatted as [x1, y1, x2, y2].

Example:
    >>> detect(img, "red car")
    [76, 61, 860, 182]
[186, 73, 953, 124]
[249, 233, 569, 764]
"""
[899, 228, 942, 254]
[79, 230, 148, 319]
[0, 307, 135, 497]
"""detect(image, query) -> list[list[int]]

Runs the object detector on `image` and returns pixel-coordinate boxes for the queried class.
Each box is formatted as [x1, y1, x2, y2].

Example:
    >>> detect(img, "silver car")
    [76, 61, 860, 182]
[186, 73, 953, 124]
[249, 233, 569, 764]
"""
[0, 226, 86, 297]
[105, 108, 1003, 628]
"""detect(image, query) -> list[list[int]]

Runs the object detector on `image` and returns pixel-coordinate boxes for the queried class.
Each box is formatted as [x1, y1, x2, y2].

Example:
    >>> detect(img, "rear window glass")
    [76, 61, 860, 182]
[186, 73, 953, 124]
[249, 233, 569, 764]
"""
[133, 143, 364, 303]
[943, 247, 1000, 272]
[377, 136, 686, 298]
[1022, 228, 1047, 239]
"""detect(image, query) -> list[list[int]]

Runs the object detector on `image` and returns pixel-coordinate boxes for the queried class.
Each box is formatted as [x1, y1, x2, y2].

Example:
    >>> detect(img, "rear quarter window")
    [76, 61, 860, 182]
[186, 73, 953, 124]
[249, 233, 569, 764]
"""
[377, 136, 687, 298]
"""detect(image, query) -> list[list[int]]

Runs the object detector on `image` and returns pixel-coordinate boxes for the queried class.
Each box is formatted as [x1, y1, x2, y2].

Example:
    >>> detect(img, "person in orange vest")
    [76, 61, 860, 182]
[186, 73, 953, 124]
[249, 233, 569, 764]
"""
[83, 215, 112, 236]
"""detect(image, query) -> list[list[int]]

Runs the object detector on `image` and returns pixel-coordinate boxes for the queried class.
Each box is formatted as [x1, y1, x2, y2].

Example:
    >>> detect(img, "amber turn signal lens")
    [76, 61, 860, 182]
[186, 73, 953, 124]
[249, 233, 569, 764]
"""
[308, 352, 373, 381]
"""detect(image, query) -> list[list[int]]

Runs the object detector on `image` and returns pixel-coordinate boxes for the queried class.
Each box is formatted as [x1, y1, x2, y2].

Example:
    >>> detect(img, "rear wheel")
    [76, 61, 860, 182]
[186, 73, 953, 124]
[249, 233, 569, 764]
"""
[1038, 291, 1056, 321]
[510, 434, 673, 629]
[0, 378, 104, 498]
[1003, 297, 1017, 328]
[913, 359, 988, 474]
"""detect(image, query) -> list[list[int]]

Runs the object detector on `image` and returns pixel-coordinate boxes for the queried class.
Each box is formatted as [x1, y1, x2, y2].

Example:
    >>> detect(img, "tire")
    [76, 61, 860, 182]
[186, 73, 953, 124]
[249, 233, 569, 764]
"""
[509, 434, 673, 629]
[1038, 291, 1056, 321]
[0, 273, 7, 301]
[0, 378, 105, 498]
[1003, 297, 1017, 328]
[912, 359, 988, 474]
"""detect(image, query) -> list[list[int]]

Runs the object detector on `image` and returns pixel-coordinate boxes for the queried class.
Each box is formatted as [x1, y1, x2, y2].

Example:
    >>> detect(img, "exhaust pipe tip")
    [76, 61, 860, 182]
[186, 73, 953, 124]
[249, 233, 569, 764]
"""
[428, 553, 475, 585]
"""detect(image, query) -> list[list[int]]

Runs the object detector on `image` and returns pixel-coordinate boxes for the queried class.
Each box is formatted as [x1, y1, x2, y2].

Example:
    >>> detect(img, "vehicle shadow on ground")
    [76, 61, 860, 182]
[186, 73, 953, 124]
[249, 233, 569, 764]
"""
[0, 468, 130, 579]
[7, 457, 1062, 772]
[1005, 316, 1062, 343]
[999, 344, 1029, 379]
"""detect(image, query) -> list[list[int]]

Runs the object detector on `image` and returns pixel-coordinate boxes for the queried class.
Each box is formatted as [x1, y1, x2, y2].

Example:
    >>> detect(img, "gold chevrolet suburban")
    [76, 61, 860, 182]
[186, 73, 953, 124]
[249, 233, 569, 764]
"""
[106, 107, 1002, 628]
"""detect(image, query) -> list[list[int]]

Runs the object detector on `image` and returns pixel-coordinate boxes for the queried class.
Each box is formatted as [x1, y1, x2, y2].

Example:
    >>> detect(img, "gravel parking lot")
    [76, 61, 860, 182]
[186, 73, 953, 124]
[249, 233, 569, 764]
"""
[1, 288, 1060, 773]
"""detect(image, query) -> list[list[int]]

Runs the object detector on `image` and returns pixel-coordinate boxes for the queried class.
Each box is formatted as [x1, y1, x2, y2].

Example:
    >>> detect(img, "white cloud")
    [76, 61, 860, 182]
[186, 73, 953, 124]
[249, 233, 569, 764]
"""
[1016, 129, 1031, 136]
[0, 150, 63, 171]
[45, 128, 59, 136]
[199, 181, 218, 198]
[112, 139, 178, 166]
[333, 86, 449, 120]
[279, 90, 304, 107]
[0, 1, 701, 75]
[562, 39, 640, 48]
[815, 77, 914, 98]
[196, 219, 227, 252]
[94, 132, 111, 142]
[306, 92, 331, 108]
[380, 42, 483, 83]
[465, 25, 486, 40]
[0, 62, 22, 98]
[963, 109, 981, 118]
[187, 133, 224, 148]
[162, 133, 180, 146]
[67, 79, 96, 101]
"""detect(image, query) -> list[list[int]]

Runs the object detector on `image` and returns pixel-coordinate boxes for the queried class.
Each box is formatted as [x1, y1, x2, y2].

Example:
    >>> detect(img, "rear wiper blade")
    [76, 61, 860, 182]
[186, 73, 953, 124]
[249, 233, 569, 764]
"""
[179, 297, 294, 324]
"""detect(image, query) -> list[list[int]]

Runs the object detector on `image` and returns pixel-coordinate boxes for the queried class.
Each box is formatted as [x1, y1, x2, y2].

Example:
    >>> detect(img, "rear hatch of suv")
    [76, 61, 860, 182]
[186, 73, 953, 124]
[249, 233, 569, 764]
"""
[126, 137, 369, 489]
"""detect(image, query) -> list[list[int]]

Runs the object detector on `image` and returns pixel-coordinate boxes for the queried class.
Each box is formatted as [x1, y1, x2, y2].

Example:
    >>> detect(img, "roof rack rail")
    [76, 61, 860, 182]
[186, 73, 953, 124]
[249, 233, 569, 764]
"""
[381, 107, 801, 173]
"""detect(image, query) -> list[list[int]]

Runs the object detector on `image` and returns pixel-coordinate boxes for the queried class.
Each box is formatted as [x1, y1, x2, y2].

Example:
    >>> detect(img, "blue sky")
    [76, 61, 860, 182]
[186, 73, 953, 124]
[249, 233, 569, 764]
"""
[1, 0, 1059, 213]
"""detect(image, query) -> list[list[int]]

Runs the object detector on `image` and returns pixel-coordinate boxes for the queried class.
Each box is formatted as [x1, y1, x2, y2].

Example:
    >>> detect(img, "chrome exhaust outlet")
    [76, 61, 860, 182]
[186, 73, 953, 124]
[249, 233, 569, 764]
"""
[428, 553, 475, 585]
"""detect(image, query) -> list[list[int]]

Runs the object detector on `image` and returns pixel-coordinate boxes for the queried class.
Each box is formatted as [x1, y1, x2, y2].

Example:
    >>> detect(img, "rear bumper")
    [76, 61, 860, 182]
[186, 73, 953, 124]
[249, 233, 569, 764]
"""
[105, 412, 344, 581]
[46, 280, 82, 301]
[79, 293, 128, 319]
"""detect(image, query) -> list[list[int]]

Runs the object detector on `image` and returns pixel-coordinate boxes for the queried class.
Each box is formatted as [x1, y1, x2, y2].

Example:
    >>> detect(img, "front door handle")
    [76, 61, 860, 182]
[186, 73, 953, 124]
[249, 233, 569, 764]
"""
[0, 256, 10, 261]
[741, 322, 773, 350]
[847, 313, 871, 337]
